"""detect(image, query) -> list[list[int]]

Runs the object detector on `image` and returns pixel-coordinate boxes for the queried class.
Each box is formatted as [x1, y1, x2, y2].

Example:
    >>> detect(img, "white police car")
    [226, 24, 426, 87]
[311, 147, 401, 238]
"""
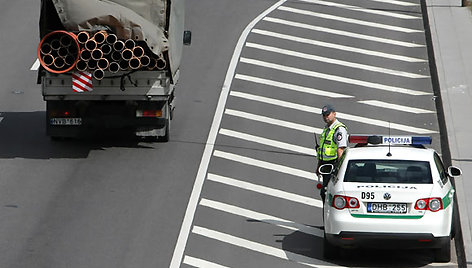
[319, 135, 462, 262]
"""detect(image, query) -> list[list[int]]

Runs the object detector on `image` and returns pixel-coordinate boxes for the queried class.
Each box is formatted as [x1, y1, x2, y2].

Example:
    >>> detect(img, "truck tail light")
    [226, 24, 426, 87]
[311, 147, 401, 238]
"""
[414, 198, 443, 212]
[136, 110, 162, 117]
[333, 195, 360, 210]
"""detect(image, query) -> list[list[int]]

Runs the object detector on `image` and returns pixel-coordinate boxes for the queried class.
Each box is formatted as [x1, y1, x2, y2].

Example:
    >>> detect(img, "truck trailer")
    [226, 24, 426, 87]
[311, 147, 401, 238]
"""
[38, 0, 190, 141]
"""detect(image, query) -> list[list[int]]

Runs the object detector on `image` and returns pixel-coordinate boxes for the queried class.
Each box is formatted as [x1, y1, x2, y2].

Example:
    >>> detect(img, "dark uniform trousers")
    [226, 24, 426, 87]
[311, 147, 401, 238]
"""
[318, 159, 337, 202]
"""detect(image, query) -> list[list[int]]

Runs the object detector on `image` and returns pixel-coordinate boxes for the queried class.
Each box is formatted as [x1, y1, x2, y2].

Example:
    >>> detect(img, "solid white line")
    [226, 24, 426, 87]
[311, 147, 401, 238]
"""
[169, 1, 289, 267]
[213, 150, 317, 181]
[207, 173, 322, 207]
[297, 0, 420, 19]
[245, 43, 428, 79]
[367, 0, 418, 6]
[30, 59, 40, 71]
[251, 29, 426, 63]
[219, 128, 316, 156]
[192, 226, 341, 268]
[278, 6, 422, 33]
[235, 74, 353, 98]
[200, 198, 323, 236]
[240, 58, 430, 96]
[225, 109, 323, 134]
[358, 100, 435, 114]
[263, 17, 424, 48]
[230, 91, 437, 134]
[183, 256, 230, 268]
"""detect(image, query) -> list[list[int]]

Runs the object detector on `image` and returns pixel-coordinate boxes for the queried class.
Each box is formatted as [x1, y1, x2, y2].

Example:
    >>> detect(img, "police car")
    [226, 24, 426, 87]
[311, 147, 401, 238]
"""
[319, 135, 462, 262]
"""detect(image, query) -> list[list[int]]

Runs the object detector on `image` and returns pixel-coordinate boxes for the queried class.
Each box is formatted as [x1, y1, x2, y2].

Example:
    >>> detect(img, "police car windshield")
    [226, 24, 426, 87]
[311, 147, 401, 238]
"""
[344, 160, 432, 184]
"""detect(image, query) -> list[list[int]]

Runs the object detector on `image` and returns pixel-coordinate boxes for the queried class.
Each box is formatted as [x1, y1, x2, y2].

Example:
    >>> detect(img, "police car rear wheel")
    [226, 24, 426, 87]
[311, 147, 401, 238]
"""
[433, 237, 451, 263]
[323, 234, 337, 259]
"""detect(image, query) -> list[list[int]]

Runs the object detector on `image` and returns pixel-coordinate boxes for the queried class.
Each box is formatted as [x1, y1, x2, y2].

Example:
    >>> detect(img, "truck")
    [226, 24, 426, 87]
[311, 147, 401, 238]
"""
[38, 0, 191, 141]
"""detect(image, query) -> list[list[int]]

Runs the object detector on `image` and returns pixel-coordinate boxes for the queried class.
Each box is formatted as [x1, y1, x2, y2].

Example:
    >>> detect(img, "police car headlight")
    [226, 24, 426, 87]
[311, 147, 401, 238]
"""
[333, 196, 346, 210]
[429, 198, 442, 212]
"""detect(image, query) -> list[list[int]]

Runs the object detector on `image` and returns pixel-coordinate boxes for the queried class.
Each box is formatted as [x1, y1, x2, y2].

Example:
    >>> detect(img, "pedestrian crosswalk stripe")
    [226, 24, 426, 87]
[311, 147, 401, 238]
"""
[219, 128, 317, 156]
[235, 74, 353, 98]
[245, 43, 428, 79]
[264, 17, 424, 48]
[297, 0, 421, 19]
[251, 29, 426, 63]
[183, 256, 230, 268]
[192, 226, 342, 268]
[225, 109, 323, 134]
[240, 58, 430, 95]
[358, 100, 435, 114]
[213, 151, 317, 181]
[278, 6, 422, 33]
[200, 198, 323, 236]
[367, 0, 419, 6]
[230, 91, 437, 134]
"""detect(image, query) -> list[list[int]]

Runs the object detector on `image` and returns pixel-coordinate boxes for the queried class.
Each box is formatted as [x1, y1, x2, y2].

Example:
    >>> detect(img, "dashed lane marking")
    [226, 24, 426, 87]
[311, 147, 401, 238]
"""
[278, 6, 422, 33]
[229, 91, 437, 134]
[235, 74, 353, 98]
[358, 100, 435, 114]
[245, 43, 429, 79]
[183, 256, 230, 268]
[297, 0, 421, 19]
[225, 109, 323, 134]
[366, 0, 419, 6]
[213, 150, 317, 181]
[240, 58, 430, 96]
[192, 226, 342, 268]
[263, 17, 424, 48]
[207, 173, 322, 207]
[219, 128, 316, 156]
[200, 198, 323, 236]
[251, 29, 426, 63]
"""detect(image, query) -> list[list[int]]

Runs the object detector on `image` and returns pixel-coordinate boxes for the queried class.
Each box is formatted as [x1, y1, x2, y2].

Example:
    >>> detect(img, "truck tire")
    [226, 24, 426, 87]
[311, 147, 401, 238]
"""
[158, 104, 170, 142]
[433, 237, 451, 263]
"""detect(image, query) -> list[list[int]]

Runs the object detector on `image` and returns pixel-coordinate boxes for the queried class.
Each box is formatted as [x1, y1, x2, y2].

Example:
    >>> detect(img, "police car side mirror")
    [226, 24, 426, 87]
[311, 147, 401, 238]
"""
[447, 166, 462, 177]
[319, 164, 334, 175]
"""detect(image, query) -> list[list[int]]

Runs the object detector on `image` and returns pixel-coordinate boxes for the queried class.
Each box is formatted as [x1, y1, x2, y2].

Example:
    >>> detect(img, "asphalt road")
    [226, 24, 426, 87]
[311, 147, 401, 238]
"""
[0, 0, 459, 267]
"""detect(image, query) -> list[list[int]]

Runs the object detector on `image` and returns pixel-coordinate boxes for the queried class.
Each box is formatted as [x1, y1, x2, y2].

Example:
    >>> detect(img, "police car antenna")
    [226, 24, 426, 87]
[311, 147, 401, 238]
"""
[387, 122, 392, 157]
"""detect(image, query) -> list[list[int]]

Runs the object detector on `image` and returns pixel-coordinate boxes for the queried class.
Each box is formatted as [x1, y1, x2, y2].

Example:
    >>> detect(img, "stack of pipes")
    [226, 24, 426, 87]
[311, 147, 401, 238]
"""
[38, 30, 167, 80]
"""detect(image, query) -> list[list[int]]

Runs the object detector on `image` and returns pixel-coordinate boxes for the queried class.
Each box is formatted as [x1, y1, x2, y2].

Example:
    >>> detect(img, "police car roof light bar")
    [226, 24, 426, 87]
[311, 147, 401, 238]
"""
[349, 135, 432, 145]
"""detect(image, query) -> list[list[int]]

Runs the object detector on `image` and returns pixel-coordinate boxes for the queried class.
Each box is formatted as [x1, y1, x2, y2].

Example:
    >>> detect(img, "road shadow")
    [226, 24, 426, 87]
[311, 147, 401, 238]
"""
[0, 112, 155, 159]
[280, 230, 438, 267]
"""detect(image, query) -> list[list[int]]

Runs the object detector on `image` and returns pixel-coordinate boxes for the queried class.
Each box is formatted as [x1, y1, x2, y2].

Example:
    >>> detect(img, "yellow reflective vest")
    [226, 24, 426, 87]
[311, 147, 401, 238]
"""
[317, 121, 347, 161]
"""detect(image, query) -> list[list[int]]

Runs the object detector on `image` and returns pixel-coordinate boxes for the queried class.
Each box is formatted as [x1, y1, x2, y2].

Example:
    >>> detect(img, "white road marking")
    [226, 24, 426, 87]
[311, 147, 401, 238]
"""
[183, 256, 230, 268]
[207, 174, 322, 207]
[225, 109, 323, 134]
[278, 6, 422, 33]
[240, 58, 430, 96]
[200, 198, 323, 236]
[358, 100, 435, 114]
[251, 29, 426, 63]
[213, 150, 317, 181]
[366, 0, 419, 6]
[230, 91, 437, 134]
[235, 74, 353, 98]
[263, 17, 424, 48]
[30, 59, 40, 71]
[169, 1, 289, 267]
[192, 226, 341, 268]
[219, 128, 317, 156]
[297, 0, 421, 19]
[245, 43, 428, 79]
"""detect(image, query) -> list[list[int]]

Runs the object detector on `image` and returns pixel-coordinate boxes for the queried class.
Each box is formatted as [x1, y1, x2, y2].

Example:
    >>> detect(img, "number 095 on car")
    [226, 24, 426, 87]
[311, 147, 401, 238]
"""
[367, 203, 407, 214]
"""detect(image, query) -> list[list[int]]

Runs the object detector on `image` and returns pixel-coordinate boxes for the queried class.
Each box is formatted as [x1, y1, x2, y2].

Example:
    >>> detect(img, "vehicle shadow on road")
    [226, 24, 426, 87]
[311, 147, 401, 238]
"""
[0, 112, 155, 159]
[281, 230, 438, 267]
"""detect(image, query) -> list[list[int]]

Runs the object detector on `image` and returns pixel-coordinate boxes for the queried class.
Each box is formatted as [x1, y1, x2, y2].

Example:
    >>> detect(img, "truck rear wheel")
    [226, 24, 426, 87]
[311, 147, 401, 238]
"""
[157, 104, 170, 142]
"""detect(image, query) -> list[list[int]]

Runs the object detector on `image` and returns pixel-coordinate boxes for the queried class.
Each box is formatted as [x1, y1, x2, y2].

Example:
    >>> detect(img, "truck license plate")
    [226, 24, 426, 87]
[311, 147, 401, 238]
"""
[367, 203, 407, 214]
[50, 118, 82, 126]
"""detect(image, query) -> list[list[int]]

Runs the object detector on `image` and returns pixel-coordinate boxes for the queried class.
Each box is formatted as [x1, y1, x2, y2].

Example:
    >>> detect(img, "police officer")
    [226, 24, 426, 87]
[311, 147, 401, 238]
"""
[316, 105, 348, 201]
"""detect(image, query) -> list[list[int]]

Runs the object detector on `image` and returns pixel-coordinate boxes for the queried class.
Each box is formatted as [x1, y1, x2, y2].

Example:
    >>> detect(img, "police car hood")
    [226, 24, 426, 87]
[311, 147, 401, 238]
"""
[342, 182, 434, 203]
